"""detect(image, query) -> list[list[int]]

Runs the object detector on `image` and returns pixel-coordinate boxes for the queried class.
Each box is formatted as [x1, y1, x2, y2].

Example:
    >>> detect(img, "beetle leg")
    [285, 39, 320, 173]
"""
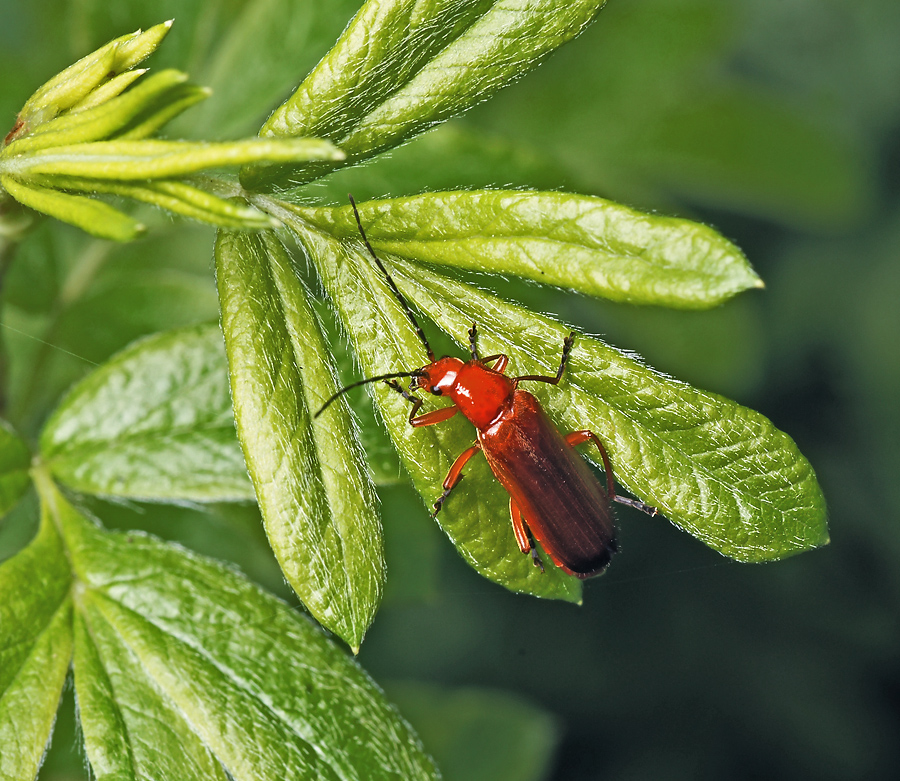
[515, 331, 576, 385]
[384, 379, 423, 416]
[510, 498, 544, 572]
[385, 379, 458, 427]
[470, 323, 508, 373]
[468, 323, 511, 373]
[468, 322, 480, 360]
[567, 430, 659, 517]
[432, 443, 481, 517]
[566, 430, 616, 496]
[481, 354, 510, 373]
[510, 498, 531, 553]
[611, 495, 659, 516]
[412, 405, 459, 428]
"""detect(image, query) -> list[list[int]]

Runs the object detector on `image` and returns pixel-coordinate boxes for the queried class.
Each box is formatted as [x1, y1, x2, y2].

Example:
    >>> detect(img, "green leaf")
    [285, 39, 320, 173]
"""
[287, 215, 581, 602]
[73, 611, 229, 781]
[40, 323, 254, 503]
[115, 84, 212, 141]
[0, 501, 73, 781]
[0, 421, 31, 519]
[242, 0, 607, 189]
[8, 69, 193, 153]
[29, 174, 278, 230]
[215, 229, 385, 649]
[18, 47, 118, 128]
[384, 255, 829, 563]
[0, 174, 144, 241]
[297, 190, 762, 309]
[68, 68, 146, 113]
[17, 21, 174, 129]
[290, 208, 827, 566]
[34, 473, 436, 779]
[110, 20, 175, 72]
[3, 137, 344, 180]
[0, 601, 73, 781]
[386, 682, 560, 781]
[312, 300, 405, 485]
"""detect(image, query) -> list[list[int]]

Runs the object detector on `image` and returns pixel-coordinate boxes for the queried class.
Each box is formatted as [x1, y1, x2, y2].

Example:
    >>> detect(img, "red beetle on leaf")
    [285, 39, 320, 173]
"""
[317, 196, 659, 578]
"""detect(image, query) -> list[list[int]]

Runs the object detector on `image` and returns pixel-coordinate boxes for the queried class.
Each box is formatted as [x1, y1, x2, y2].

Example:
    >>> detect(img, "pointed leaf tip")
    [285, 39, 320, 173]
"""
[215, 229, 386, 647]
[297, 191, 763, 309]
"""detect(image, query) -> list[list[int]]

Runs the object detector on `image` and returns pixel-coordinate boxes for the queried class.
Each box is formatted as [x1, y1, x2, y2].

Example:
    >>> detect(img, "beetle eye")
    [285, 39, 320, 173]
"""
[431, 387, 442, 396]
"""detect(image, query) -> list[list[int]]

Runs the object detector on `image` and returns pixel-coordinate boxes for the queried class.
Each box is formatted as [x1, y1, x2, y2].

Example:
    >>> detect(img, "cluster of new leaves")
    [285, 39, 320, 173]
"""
[0, 0, 829, 778]
[0, 21, 343, 240]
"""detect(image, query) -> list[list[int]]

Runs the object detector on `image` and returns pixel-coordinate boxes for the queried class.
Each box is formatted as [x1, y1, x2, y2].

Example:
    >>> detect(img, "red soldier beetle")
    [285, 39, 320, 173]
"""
[316, 196, 659, 579]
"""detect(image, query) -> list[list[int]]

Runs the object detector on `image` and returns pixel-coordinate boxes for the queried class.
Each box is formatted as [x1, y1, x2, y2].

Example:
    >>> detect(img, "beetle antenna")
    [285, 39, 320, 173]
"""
[348, 194, 435, 361]
[315, 370, 423, 418]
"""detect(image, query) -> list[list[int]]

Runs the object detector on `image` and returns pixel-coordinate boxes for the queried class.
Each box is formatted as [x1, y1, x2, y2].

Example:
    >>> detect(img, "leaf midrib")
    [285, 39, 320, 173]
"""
[92, 591, 353, 781]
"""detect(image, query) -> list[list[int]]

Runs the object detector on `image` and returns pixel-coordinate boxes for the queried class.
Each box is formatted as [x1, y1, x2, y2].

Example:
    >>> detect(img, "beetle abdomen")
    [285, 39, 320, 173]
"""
[479, 390, 617, 578]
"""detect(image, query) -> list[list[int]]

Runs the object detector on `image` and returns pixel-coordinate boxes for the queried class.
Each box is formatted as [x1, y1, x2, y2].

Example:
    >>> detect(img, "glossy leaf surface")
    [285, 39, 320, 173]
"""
[243, 0, 606, 188]
[215, 229, 385, 649]
[388, 257, 829, 563]
[298, 190, 762, 309]
[40, 324, 254, 502]
[0, 502, 73, 781]
[28, 473, 436, 780]
[73, 607, 229, 781]
[289, 215, 580, 602]
[292, 212, 826, 566]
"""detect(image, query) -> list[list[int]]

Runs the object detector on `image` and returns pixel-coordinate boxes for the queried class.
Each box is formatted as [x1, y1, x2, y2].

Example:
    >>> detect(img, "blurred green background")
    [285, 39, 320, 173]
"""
[2, 1, 899, 779]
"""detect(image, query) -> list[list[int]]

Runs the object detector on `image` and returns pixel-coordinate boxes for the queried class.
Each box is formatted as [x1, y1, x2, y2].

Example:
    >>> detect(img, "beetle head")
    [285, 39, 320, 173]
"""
[410, 356, 464, 396]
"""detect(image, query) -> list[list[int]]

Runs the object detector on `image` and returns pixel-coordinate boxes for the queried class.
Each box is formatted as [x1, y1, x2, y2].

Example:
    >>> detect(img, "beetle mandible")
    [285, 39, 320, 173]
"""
[317, 195, 659, 579]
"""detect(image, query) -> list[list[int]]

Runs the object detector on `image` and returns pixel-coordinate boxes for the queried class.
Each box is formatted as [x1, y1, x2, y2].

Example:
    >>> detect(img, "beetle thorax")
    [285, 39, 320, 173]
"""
[449, 361, 515, 429]
[416, 356, 516, 430]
